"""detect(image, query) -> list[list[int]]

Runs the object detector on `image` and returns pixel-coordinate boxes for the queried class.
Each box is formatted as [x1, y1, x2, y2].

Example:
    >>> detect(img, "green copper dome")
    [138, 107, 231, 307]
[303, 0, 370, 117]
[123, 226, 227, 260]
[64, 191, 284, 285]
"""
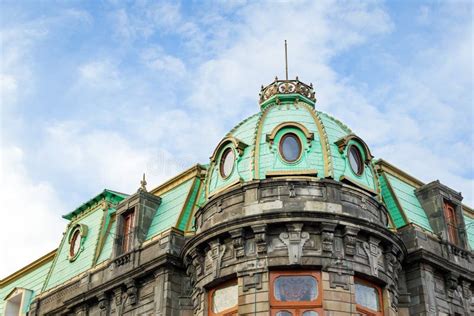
[205, 78, 378, 199]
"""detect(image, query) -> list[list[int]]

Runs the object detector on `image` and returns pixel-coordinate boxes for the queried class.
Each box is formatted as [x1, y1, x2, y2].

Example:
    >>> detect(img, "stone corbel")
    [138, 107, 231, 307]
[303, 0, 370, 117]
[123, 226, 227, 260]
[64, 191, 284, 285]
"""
[362, 236, 382, 276]
[279, 223, 310, 264]
[252, 224, 267, 254]
[75, 304, 88, 316]
[206, 240, 226, 278]
[229, 227, 245, 258]
[343, 226, 359, 256]
[321, 223, 337, 254]
[125, 279, 138, 305]
[97, 293, 109, 316]
[445, 272, 459, 298]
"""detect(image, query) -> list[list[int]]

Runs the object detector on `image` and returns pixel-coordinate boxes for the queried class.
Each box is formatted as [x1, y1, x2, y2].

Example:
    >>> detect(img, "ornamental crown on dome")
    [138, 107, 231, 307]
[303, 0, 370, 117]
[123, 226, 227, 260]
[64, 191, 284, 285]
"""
[259, 76, 316, 106]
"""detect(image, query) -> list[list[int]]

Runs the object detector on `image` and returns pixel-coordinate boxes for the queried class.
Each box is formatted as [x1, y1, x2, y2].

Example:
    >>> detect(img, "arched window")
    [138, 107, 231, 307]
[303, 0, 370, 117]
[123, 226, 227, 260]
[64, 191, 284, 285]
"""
[354, 278, 383, 316]
[208, 280, 238, 316]
[270, 271, 323, 316]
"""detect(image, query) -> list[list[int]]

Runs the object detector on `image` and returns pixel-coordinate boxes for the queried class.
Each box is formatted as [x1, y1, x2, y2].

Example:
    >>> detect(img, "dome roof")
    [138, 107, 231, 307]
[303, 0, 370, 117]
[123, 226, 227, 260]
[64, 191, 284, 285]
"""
[205, 78, 378, 199]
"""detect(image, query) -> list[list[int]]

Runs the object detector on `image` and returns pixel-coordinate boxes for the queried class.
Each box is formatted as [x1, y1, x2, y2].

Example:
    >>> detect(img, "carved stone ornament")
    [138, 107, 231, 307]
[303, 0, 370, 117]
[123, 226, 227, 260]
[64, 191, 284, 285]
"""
[362, 238, 382, 276]
[229, 228, 245, 258]
[252, 224, 267, 254]
[97, 293, 109, 315]
[343, 226, 359, 256]
[327, 256, 353, 290]
[188, 248, 204, 281]
[206, 240, 226, 278]
[279, 223, 310, 264]
[192, 287, 203, 313]
[126, 279, 138, 305]
[321, 223, 337, 253]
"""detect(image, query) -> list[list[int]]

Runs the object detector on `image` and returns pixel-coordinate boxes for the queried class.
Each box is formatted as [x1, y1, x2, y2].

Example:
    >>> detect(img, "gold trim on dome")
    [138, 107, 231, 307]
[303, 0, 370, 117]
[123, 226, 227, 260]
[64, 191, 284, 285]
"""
[253, 107, 270, 179]
[335, 134, 374, 162]
[301, 104, 332, 178]
[266, 169, 318, 177]
[266, 121, 314, 146]
[209, 136, 248, 163]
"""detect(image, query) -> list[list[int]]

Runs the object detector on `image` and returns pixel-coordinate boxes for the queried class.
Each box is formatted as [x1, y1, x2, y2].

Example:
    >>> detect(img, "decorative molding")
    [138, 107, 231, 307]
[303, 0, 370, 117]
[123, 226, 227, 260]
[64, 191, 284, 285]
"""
[279, 223, 309, 264]
[229, 228, 245, 258]
[321, 223, 337, 253]
[343, 226, 359, 256]
[206, 240, 226, 278]
[252, 224, 267, 254]
[259, 78, 316, 105]
[335, 134, 374, 162]
[362, 237, 382, 276]
[266, 121, 314, 147]
[209, 136, 248, 163]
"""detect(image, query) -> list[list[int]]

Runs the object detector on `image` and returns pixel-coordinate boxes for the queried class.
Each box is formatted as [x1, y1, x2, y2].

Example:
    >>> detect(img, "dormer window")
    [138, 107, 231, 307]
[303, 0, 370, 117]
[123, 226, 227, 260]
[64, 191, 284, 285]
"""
[443, 201, 459, 246]
[121, 211, 135, 253]
[4, 288, 33, 316]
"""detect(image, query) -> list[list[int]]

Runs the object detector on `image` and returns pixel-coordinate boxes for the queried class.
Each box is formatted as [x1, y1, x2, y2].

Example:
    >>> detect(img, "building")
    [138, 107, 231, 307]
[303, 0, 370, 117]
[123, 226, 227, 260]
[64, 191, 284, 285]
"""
[1, 77, 473, 316]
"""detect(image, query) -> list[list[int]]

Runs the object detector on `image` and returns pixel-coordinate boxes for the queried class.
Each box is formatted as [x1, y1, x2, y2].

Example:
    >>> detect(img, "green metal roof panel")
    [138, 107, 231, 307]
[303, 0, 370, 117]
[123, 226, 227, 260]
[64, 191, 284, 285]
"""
[43, 207, 104, 291]
[379, 174, 406, 228]
[463, 214, 474, 250]
[177, 178, 202, 231]
[63, 189, 127, 220]
[96, 220, 116, 264]
[0, 258, 53, 314]
[146, 178, 194, 239]
[385, 174, 433, 232]
[257, 104, 324, 179]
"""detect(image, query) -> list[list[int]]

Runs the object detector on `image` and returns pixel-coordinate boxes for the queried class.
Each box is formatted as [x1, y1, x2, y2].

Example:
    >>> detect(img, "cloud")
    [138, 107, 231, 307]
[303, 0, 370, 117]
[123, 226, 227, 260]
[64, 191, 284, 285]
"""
[78, 60, 122, 90]
[0, 146, 65, 278]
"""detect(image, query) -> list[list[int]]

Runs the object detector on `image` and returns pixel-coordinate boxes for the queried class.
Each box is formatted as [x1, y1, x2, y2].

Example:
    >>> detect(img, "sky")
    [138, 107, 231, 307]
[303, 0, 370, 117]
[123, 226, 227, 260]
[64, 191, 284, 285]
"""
[0, 0, 472, 278]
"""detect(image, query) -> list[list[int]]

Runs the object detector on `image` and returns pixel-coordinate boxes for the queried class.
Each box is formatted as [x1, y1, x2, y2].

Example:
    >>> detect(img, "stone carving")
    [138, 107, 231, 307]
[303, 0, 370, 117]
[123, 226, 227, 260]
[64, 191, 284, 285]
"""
[252, 224, 267, 254]
[125, 279, 138, 305]
[229, 228, 245, 258]
[321, 223, 337, 253]
[279, 223, 310, 264]
[288, 183, 296, 198]
[327, 256, 353, 290]
[243, 273, 263, 292]
[97, 293, 109, 315]
[343, 226, 359, 256]
[206, 240, 226, 278]
[362, 238, 382, 276]
[192, 287, 203, 313]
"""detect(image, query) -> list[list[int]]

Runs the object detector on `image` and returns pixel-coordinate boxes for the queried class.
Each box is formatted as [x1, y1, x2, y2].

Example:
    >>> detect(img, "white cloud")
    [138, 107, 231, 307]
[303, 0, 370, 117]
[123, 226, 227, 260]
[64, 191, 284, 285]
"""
[78, 60, 122, 90]
[0, 146, 65, 278]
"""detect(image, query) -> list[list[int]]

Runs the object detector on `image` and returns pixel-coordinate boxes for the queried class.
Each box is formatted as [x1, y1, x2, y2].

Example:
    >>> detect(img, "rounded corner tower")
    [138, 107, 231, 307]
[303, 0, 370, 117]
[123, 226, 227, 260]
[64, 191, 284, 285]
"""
[183, 77, 407, 316]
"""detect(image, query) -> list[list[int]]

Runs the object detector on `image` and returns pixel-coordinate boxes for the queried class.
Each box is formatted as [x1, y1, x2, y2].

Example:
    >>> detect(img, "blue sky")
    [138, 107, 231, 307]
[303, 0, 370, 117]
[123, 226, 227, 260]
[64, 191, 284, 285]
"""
[0, 0, 472, 277]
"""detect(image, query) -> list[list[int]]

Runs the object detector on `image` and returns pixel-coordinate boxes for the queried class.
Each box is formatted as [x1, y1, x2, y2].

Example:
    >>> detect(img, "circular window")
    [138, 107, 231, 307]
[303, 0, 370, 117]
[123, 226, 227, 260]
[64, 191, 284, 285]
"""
[348, 145, 364, 175]
[69, 229, 81, 258]
[279, 133, 302, 162]
[219, 147, 235, 178]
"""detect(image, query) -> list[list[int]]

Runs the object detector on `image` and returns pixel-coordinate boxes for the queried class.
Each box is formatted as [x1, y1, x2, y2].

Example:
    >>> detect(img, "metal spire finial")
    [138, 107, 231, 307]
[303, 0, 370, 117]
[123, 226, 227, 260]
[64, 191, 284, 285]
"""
[284, 40, 289, 80]
[140, 173, 147, 192]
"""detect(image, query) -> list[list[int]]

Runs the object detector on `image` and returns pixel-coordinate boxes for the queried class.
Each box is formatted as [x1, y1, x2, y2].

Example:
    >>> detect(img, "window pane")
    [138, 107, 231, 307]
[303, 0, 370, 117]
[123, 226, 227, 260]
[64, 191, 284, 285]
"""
[212, 284, 238, 313]
[355, 282, 379, 311]
[220, 148, 235, 178]
[274, 275, 318, 301]
[280, 133, 301, 162]
[349, 146, 363, 175]
[276, 311, 293, 316]
[302, 311, 319, 316]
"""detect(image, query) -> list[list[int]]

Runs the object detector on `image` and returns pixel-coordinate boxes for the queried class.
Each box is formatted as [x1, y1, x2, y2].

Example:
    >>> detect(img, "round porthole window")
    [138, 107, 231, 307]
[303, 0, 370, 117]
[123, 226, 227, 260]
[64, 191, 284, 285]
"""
[279, 133, 302, 163]
[348, 145, 364, 176]
[69, 228, 81, 259]
[219, 147, 235, 178]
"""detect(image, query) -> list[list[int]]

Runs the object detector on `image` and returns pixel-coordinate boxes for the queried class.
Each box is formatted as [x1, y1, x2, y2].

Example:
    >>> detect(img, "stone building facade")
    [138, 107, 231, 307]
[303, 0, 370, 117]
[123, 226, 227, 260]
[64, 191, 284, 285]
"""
[1, 78, 473, 316]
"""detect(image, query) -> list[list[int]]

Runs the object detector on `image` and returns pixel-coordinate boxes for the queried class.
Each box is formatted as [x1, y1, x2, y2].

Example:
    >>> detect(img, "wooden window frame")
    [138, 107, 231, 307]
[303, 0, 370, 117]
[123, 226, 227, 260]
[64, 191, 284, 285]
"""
[121, 211, 135, 254]
[270, 271, 323, 316]
[443, 201, 459, 246]
[354, 277, 383, 316]
[208, 280, 238, 316]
